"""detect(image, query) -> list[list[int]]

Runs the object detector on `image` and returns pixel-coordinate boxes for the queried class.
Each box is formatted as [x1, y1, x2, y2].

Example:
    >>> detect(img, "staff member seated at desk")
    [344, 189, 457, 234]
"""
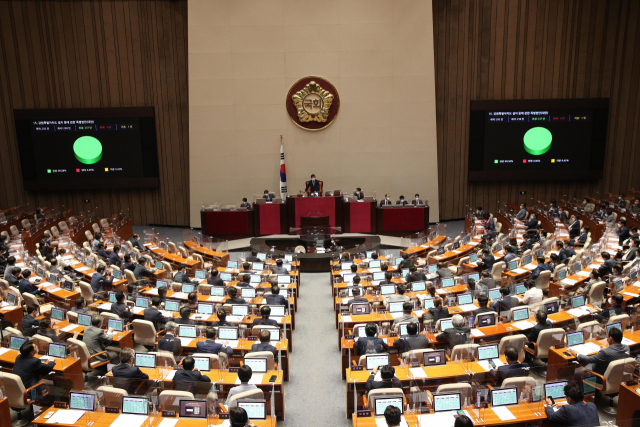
[271, 259, 288, 275]
[158, 322, 182, 356]
[391, 302, 420, 329]
[618, 218, 631, 246]
[174, 356, 211, 384]
[13, 341, 56, 389]
[182, 292, 199, 311]
[380, 271, 395, 287]
[524, 213, 539, 237]
[411, 194, 423, 205]
[355, 323, 388, 356]
[174, 264, 198, 284]
[37, 318, 78, 342]
[395, 195, 408, 206]
[112, 348, 150, 380]
[21, 304, 40, 336]
[84, 314, 117, 363]
[251, 330, 277, 356]
[544, 381, 599, 426]
[366, 365, 402, 391]
[305, 174, 322, 195]
[196, 327, 234, 356]
[226, 365, 257, 405]
[252, 305, 278, 326]
[406, 266, 426, 282]
[598, 251, 616, 276]
[392, 322, 428, 352]
[428, 297, 450, 322]
[473, 295, 495, 317]
[18, 269, 40, 296]
[478, 248, 495, 271]
[91, 265, 113, 294]
[226, 287, 247, 305]
[379, 194, 392, 206]
[435, 262, 452, 279]
[263, 189, 274, 201]
[122, 254, 136, 273]
[265, 284, 288, 307]
[489, 346, 529, 385]
[239, 198, 251, 208]
[230, 407, 258, 427]
[435, 314, 470, 349]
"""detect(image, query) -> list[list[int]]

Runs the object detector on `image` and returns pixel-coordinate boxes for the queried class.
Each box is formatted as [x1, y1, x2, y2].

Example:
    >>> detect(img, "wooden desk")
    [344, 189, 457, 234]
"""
[616, 384, 640, 426]
[201, 209, 255, 239]
[67, 263, 127, 291]
[184, 241, 230, 263]
[32, 407, 277, 427]
[0, 304, 23, 327]
[144, 243, 200, 271]
[377, 206, 429, 237]
[50, 320, 135, 350]
[400, 236, 447, 258]
[0, 397, 10, 427]
[0, 350, 83, 390]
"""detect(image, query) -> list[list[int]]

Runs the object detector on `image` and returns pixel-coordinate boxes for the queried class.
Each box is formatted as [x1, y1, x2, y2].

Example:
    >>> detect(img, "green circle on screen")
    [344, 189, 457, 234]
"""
[523, 127, 552, 155]
[73, 136, 102, 164]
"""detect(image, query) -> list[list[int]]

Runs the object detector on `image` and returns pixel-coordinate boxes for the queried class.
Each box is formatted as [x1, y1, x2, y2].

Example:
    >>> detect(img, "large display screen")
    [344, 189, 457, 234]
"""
[14, 107, 160, 190]
[468, 99, 608, 181]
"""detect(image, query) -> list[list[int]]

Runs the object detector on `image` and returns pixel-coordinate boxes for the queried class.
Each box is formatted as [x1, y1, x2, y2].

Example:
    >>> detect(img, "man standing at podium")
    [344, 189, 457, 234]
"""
[305, 174, 321, 195]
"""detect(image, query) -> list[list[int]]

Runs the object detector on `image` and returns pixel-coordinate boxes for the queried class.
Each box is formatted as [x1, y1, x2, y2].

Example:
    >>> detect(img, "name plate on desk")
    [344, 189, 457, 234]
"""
[219, 413, 230, 419]
[345, 335, 354, 340]
[162, 411, 176, 417]
[105, 407, 119, 414]
[53, 401, 67, 409]
[229, 367, 239, 373]
[356, 410, 371, 417]
[247, 336, 257, 341]
[389, 332, 398, 337]
[351, 366, 363, 371]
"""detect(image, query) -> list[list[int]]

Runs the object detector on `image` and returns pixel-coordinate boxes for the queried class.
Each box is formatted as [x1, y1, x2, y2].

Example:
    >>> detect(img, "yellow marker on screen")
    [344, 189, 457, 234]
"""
[551, 159, 555, 163]
[105, 168, 109, 171]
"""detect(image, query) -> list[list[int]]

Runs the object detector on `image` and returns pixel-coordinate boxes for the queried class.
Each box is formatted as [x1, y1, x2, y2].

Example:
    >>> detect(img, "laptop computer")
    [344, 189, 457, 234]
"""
[476, 312, 496, 327]
[513, 283, 527, 295]
[465, 272, 480, 283]
[433, 393, 461, 412]
[439, 318, 453, 332]
[571, 295, 586, 308]
[78, 313, 92, 326]
[351, 303, 370, 315]
[135, 353, 156, 368]
[372, 271, 386, 281]
[122, 396, 149, 415]
[231, 304, 249, 317]
[411, 281, 426, 292]
[441, 277, 455, 288]
[388, 301, 405, 313]
[544, 300, 559, 314]
[544, 381, 568, 401]
[48, 343, 66, 359]
[488, 288, 502, 302]
[69, 392, 95, 411]
[192, 358, 210, 372]
[457, 293, 473, 306]
[251, 262, 264, 271]
[135, 297, 150, 308]
[108, 318, 124, 332]
[10, 336, 26, 350]
[241, 287, 256, 299]
[365, 353, 390, 371]
[491, 387, 518, 407]
[218, 327, 239, 341]
[373, 397, 403, 417]
[508, 260, 518, 271]
[277, 275, 291, 284]
[243, 357, 268, 373]
[165, 300, 180, 312]
[427, 265, 437, 274]
[50, 307, 65, 321]
[237, 400, 267, 420]
[178, 325, 198, 338]
[511, 307, 530, 322]
[379, 284, 396, 295]
[182, 284, 195, 293]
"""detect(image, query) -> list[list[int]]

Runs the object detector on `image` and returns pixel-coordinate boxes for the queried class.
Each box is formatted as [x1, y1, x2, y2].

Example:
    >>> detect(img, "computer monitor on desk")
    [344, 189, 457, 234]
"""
[544, 381, 568, 400]
[411, 281, 426, 292]
[571, 295, 586, 308]
[491, 387, 518, 407]
[373, 397, 403, 417]
[423, 349, 446, 367]
[351, 303, 370, 315]
[433, 393, 461, 412]
[476, 312, 496, 328]
[544, 300, 559, 314]
[488, 289, 501, 302]
[439, 318, 453, 332]
[379, 284, 396, 295]
[457, 293, 473, 306]
[441, 278, 455, 288]
[365, 353, 390, 371]
[511, 307, 529, 322]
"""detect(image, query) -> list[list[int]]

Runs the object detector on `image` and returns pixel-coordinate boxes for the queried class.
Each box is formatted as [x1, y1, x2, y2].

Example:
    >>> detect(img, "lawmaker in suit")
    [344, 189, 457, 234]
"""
[576, 225, 590, 246]
[112, 348, 150, 379]
[226, 286, 247, 305]
[83, 315, 116, 363]
[396, 195, 408, 206]
[225, 365, 257, 405]
[18, 269, 40, 296]
[250, 330, 278, 356]
[618, 219, 630, 246]
[411, 194, 423, 205]
[355, 323, 388, 356]
[12, 341, 56, 389]
[130, 234, 146, 252]
[265, 284, 288, 307]
[263, 190, 274, 201]
[252, 305, 278, 326]
[392, 322, 428, 353]
[526, 311, 552, 345]
[515, 203, 527, 220]
[406, 266, 427, 282]
[622, 238, 639, 263]
[524, 213, 539, 237]
[346, 286, 368, 307]
[472, 295, 496, 317]
[174, 264, 198, 284]
[529, 256, 552, 281]
[90, 265, 113, 294]
[391, 302, 420, 329]
[108, 245, 123, 267]
[490, 286, 518, 316]
[479, 248, 496, 271]
[379, 194, 392, 207]
[489, 346, 529, 386]
[196, 327, 234, 356]
[544, 382, 599, 426]
[144, 297, 166, 329]
[207, 269, 224, 286]
[568, 216, 580, 239]
[597, 252, 616, 276]
[435, 314, 470, 349]
[111, 290, 132, 320]
[571, 326, 630, 378]
[305, 174, 322, 195]
[271, 259, 288, 275]
[173, 356, 211, 384]
[436, 262, 452, 279]
[366, 365, 402, 391]
[158, 322, 182, 356]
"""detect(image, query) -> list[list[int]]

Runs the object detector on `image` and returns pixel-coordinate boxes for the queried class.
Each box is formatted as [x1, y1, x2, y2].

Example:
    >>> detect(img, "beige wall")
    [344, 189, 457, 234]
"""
[189, 0, 439, 227]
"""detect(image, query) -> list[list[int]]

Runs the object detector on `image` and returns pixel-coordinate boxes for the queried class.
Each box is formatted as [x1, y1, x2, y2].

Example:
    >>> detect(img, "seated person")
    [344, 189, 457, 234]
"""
[90, 265, 113, 294]
[207, 269, 223, 286]
[428, 297, 450, 322]
[366, 364, 402, 391]
[529, 256, 551, 281]
[489, 346, 529, 385]
[425, 283, 437, 298]
[12, 341, 56, 389]
[213, 309, 234, 327]
[236, 274, 253, 289]
[229, 407, 258, 427]
[391, 302, 419, 329]
[526, 310, 552, 345]
[37, 317, 78, 342]
[125, 283, 138, 302]
[468, 277, 487, 299]
[570, 326, 630, 379]
[379, 271, 395, 286]
[435, 314, 470, 348]
[576, 269, 601, 296]
[182, 292, 199, 311]
[598, 251, 615, 276]
[18, 269, 40, 296]
[396, 195, 408, 206]
[239, 198, 251, 208]
[92, 233, 103, 251]
[265, 284, 288, 307]
[544, 381, 599, 426]
[158, 321, 182, 356]
[621, 238, 639, 263]
[225, 365, 257, 405]
[478, 248, 496, 271]
[71, 296, 89, 314]
[21, 304, 40, 336]
[173, 356, 211, 383]
[174, 264, 198, 284]
[399, 253, 414, 269]
[112, 348, 150, 379]
[174, 307, 193, 325]
[502, 245, 517, 264]
[406, 265, 427, 282]
[48, 258, 60, 274]
[250, 329, 278, 357]
[522, 279, 543, 311]
[481, 223, 496, 242]
[122, 254, 136, 273]
[226, 286, 247, 305]
[596, 293, 624, 323]
[195, 327, 234, 356]
[346, 286, 367, 307]
[385, 284, 410, 306]
[108, 245, 123, 267]
[576, 225, 590, 246]
[96, 243, 112, 260]
[133, 256, 154, 282]
[252, 305, 278, 326]
[110, 290, 132, 320]
[473, 295, 495, 316]
[131, 234, 145, 252]
[6, 267, 20, 287]
[392, 322, 428, 352]
[490, 286, 518, 314]
[355, 322, 388, 356]
[271, 259, 288, 275]
[143, 296, 166, 329]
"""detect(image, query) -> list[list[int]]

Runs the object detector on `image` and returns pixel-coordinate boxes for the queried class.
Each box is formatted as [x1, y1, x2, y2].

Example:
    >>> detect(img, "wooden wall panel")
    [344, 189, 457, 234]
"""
[433, 0, 640, 220]
[0, 0, 189, 226]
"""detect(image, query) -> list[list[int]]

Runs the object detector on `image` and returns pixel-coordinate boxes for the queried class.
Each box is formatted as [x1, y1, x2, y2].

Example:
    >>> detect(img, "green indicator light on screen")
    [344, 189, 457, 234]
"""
[73, 136, 103, 165]
[523, 127, 552, 155]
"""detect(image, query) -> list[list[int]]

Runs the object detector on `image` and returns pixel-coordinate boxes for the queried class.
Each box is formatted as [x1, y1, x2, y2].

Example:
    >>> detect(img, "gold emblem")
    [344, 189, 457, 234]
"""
[291, 81, 334, 123]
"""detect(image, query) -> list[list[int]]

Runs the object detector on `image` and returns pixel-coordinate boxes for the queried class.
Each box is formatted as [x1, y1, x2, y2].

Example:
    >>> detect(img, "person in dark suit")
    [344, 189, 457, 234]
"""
[96, 243, 112, 260]
[598, 251, 616, 276]
[475, 206, 485, 218]
[195, 327, 234, 356]
[130, 234, 146, 252]
[250, 330, 278, 356]
[18, 269, 40, 296]
[111, 290, 132, 320]
[355, 323, 388, 356]
[392, 322, 428, 353]
[479, 248, 496, 271]
[207, 269, 223, 286]
[71, 297, 89, 314]
[366, 364, 402, 391]
[572, 326, 630, 379]
[567, 215, 580, 239]
[398, 253, 414, 269]
[144, 296, 166, 329]
[39, 234, 52, 257]
[6, 267, 20, 287]
[524, 213, 539, 237]
[618, 219, 630, 246]
[346, 287, 368, 307]
[175, 307, 193, 325]
[596, 293, 624, 323]
[544, 382, 599, 426]
[108, 245, 123, 267]
[379, 194, 392, 207]
[174, 264, 197, 284]
[122, 254, 136, 273]
[478, 270, 496, 290]
[622, 238, 639, 263]
[484, 214, 495, 232]
[489, 346, 529, 386]
[354, 188, 364, 200]
[226, 286, 247, 305]
[490, 286, 518, 316]
[212, 309, 234, 327]
[12, 341, 56, 388]
[90, 265, 113, 294]
[529, 256, 552, 281]
[271, 259, 288, 275]
[435, 262, 452, 279]
[305, 174, 321, 194]
[575, 225, 590, 246]
[252, 305, 278, 326]
[173, 356, 211, 383]
[481, 224, 496, 243]
[515, 203, 527, 220]
[473, 295, 496, 317]
[556, 240, 570, 264]
[158, 322, 182, 356]
[502, 245, 517, 264]
[411, 194, 423, 205]
[239, 198, 251, 208]
[236, 274, 253, 289]
[428, 297, 450, 323]
[262, 190, 274, 201]
[112, 348, 150, 379]
[526, 311, 552, 345]
[36, 318, 74, 342]
[395, 195, 408, 206]
[265, 284, 287, 306]
[245, 251, 261, 263]
[406, 266, 427, 282]
[435, 314, 470, 349]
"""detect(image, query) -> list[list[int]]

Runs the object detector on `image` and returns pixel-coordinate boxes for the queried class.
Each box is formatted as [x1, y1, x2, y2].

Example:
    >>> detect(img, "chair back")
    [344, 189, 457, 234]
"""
[159, 390, 194, 411]
[50, 226, 60, 237]
[161, 261, 173, 274]
[502, 377, 538, 396]
[601, 357, 637, 395]
[179, 246, 189, 258]
[588, 281, 606, 305]
[3, 372, 29, 409]
[251, 325, 279, 336]
[124, 269, 137, 285]
[149, 351, 176, 367]
[22, 292, 40, 307]
[536, 270, 552, 291]
[10, 225, 19, 236]
[491, 262, 505, 282]
[21, 219, 31, 229]
[100, 219, 110, 229]
[97, 386, 128, 408]
[227, 388, 264, 408]
[367, 388, 404, 410]
[535, 328, 565, 359]
[436, 384, 472, 402]
[67, 311, 78, 324]
[32, 334, 53, 354]
[607, 314, 630, 330]
[58, 221, 69, 232]
[168, 242, 178, 254]
[132, 319, 157, 346]
[7, 286, 21, 306]
[401, 348, 433, 363]
[6, 327, 22, 337]
[92, 223, 101, 234]
[67, 337, 92, 371]
[85, 230, 93, 242]
[79, 281, 94, 304]
[451, 344, 478, 361]
[244, 351, 275, 371]
[498, 335, 527, 362]
[101, 312, 121, 321]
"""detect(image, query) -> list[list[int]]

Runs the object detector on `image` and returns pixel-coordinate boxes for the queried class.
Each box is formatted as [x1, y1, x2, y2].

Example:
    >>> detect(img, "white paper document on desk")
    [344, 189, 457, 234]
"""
[577, 270, 591, 277]
[458, 304, 478, 312]
[46, 409, 86, 424]
[235, 374, 263, 385]
[179, 338, 193, 346]
[622, 337, 636, 346]
[561, 279, 578, 286]
[409, 367, 428, 378]
[341, 315, 352, 323]
[171, 292, 187, 299]
[569, 342, 601, 355]
[477, 358, 505, 371]
[0, 348, 10, 356]
[511, 320, 535, 330]
[511, 268, 527, 274]
[567, 308, 591, 317]
[109, 413, 148, 427]
[470, 329, 485, 337]
[376, 416, 410, 427]
[491, 406, 516, 421]
[157, 419, 180, 427]
[61, 324, 79, 332]
[417, 413, 455, 427]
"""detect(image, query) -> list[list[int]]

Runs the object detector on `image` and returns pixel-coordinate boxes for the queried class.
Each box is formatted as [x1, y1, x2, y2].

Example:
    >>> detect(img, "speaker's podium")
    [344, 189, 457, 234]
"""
[300, 215, 330, 227]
